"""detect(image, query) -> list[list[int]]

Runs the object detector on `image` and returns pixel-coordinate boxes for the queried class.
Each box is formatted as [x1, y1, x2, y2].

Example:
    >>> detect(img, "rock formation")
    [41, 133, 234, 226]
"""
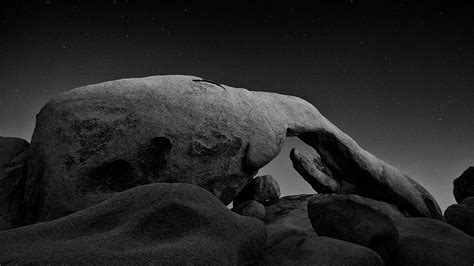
[444, 197, 474, 236]
[307, 194, 399, 260]
[0, 137, 29, 230]
[232, 200, 266, 220]
[233, 175, 280, 206]
[389, 218, 474, 266]
[25, 75, 442, 223]
[453, 167, 474, 203]
[0, 183, 266, 265]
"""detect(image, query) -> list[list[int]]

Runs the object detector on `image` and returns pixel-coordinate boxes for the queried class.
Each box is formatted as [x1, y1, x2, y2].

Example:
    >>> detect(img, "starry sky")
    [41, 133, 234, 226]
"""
[1, 1, 473, 211]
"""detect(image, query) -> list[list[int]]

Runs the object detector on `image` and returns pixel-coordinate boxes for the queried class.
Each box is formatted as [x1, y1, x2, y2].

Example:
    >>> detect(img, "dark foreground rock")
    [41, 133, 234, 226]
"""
[0, 137, 29, 230]
[453, 167, 474, 203]
[444, 199, 474, 236]
[232, 200, 266, 220]
[308, 194, 399, 260]
[263, 194, 316, 248]
[260, 236, 383, 266]
[389, 218, 474, 266]
[0, 183, 266, 265]
[26, 75, 441, 224]
[233, 175, 281, 206]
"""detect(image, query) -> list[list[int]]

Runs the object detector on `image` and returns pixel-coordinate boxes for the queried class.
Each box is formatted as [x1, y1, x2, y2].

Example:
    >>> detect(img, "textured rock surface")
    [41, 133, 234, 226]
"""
[232, 200, 266, 220]
[308, 194, 399, 260]
[260, 235, 384, 266]
[0, 137, 29, 230]
[389, 218, 474, 266]
[444, 202, 474, 236]
[263, 194, 316, 249]
[0, 137, 29, 169]
[0, 183, 266, 265]
[453, 167, 474, 203]
[290, 148, 342, 193]
[233, 175, 281, 206]
[26, 75, 441, 223]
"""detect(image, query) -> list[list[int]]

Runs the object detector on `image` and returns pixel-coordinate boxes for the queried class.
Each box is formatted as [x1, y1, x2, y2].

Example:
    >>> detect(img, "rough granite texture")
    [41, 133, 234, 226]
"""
[25, 75, 442, 223]
[0, 183, 267, 265]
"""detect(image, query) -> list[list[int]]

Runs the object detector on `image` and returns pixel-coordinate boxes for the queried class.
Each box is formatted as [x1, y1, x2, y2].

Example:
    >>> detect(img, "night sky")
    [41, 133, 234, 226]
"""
[1, 1, 473, 211]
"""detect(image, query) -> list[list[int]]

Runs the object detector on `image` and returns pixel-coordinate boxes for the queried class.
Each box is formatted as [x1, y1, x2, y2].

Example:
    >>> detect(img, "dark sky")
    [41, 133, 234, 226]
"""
[1, 0, 473, 211]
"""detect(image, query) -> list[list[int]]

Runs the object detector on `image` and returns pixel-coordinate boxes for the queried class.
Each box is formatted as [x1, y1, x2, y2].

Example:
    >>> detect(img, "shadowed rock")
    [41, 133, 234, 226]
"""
[290, 147, 359, 194]
[0, 183, 266, 265]
[233, 175, 281, 206]
[263, 194, 316, 249]
[308, 194, 399, 260]
[389, 218, 474, 266]
[444, 199, 474, 236]
[453, 167, 474, 203]
[259, 236, 384, 266]
[0, 137, 29, 230]
[232, 200, 266, 220]
[25, 75, 441, 223]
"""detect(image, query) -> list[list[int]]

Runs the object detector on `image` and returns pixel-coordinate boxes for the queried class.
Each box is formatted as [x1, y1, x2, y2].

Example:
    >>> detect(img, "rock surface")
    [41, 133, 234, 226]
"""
[25, 75, 441, 223]
[444, 201, 474, 236]
[263, 194, 316, 248]
[0, 137, 29, 230]
[389, 218, 474, 266]
[0, 183, 266, 265]
[232, 200, 266, 220]
[233, 175, 280, 206]
[308, 194, 399, 260]
[453, 167, 474, 203]
[290, 148, 342, 193]
[260, 235, 384, 266]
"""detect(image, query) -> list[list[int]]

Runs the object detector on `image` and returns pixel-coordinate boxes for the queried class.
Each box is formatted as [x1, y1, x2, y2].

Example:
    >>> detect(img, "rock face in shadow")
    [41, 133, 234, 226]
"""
[0, 183, 266, 265]
[0, 137, 29, 230]
[263, 194, 316, 249]
[308, 194, 399, 260]
[232, 200, 266, 220]
[389, 218, 474, 266]
[233, 175, 281, 206]
[453, 167, 474, 203]
[260, 194, 383, 265]
[444, 198, 474, 236]
[260, 235, 384, 266]
[26, 75, 441, 223]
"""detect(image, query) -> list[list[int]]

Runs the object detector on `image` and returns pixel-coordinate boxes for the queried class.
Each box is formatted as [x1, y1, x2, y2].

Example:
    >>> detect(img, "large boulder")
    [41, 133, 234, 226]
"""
[0, 137, 29, 169]
[444, 200, 474, 236]
[0, 137, 29, 230]
[232, 200, 266, 220]
[233, 175, 281, 206]
[260, 235, 383, 266]
[263, 194, 316, 248]
[262, 194, 383, 265]
[389, 218, 474, 266]
[26, 75, 441, 223]
[0, 183, 266, 265]
[453, 167, 474, 203]
[308, 194, 399, 260]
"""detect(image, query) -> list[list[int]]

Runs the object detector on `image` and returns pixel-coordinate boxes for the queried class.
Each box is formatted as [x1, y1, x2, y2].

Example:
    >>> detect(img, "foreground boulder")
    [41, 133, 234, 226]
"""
[26, 75, 441, 223]
[444, 198, 474, 236]
[260, 235, 383, 266]
[263, 194, 316, 248]
[0, 137, 29, 230]
[0, 183, 266, 265]
[233, 175, 281, 206]
[308, 194, 399, 260]
[389, 218, 474, 265]
[261, 194, 383, 265]
[453, 167, 474, 203]
[232, 200, 266, 220]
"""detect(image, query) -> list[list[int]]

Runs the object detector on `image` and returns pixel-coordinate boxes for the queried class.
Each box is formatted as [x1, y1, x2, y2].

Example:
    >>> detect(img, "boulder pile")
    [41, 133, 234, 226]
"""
[0, 75, 472, 265]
